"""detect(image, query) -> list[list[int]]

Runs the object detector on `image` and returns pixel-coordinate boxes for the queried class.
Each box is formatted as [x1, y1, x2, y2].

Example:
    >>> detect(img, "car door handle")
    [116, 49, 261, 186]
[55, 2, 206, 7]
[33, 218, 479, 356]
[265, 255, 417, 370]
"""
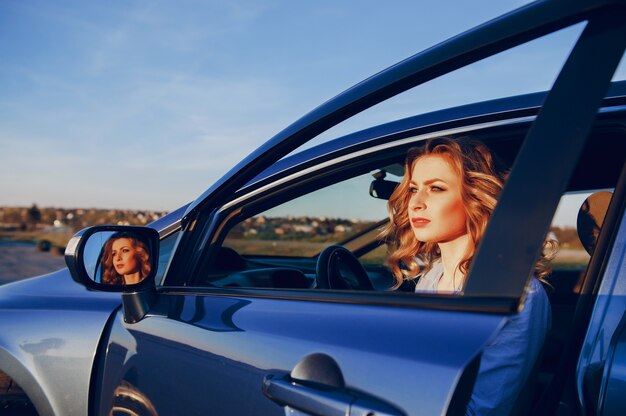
[263, 374, 351, 416]
[263, 375, 404, 416]
[262, 353, 404, 416]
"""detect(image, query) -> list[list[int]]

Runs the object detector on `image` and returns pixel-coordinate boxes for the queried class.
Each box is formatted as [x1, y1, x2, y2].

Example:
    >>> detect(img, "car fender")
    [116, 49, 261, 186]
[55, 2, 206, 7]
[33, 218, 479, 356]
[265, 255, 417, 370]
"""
[0, 269, 121, 415]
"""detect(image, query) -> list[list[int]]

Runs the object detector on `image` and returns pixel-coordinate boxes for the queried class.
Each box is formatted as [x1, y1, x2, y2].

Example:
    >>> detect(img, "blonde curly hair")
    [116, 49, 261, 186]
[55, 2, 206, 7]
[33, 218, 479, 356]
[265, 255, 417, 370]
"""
[382, 137, 556, 289]
[101, 232, 152, 285]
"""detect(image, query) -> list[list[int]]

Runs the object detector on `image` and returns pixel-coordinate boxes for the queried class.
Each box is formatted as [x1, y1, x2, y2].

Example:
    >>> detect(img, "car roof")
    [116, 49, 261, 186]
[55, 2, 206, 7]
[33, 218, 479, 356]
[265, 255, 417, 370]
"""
[246, 80, 626, 188]
[184, 0, 626, 220]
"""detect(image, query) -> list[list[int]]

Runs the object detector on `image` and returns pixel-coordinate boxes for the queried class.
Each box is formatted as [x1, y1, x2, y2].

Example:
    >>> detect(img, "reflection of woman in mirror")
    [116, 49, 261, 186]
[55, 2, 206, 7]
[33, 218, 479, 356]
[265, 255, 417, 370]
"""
[101, 232, 151, 285]
[384, 137, 555, 415]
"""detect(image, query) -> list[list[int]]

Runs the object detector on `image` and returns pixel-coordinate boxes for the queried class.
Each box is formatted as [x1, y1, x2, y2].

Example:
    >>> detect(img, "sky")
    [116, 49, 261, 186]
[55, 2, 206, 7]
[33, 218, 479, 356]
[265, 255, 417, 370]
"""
[1, 0, 624, 222]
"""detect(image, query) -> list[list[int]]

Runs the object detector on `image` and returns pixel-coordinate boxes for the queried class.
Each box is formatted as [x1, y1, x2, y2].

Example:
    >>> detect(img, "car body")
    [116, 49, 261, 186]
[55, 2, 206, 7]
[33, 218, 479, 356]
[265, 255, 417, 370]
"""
[2, 0, 626, 415]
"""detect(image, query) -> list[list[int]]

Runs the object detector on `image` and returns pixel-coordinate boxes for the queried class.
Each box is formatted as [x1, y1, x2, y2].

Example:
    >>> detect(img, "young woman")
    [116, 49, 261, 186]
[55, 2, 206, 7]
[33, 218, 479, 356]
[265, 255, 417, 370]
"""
[384, 137, 554, 415]
[101, 232, 152, 285]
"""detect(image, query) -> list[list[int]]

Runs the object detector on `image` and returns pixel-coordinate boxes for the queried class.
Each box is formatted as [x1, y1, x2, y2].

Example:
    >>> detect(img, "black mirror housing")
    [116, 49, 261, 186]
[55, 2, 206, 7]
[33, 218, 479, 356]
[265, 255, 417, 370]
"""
[369, 178, 399, 200]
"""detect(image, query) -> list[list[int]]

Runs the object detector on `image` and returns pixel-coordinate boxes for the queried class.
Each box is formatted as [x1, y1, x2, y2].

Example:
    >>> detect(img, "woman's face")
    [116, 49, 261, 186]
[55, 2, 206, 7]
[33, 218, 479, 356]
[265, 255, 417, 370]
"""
[408, 155, 467, 244]
[111, 238, 139, 276]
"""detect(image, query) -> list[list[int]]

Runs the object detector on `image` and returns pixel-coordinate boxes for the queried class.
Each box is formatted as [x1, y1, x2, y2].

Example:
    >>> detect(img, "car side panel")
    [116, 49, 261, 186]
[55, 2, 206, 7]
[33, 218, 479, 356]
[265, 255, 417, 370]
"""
[577, 206, 626, 412]
[95, 293, 506, 415]
[0, 270, 121, 416]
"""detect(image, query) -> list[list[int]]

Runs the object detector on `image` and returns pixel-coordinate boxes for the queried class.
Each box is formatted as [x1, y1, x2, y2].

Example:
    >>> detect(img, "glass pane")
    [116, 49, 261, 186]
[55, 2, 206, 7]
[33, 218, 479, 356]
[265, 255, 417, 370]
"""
[360, 244, 389, 265]
[285, 23, 584, 155]
[156, 231, 180, 285]
[223, 172, 392, 258]
[550, 193, 593, 271]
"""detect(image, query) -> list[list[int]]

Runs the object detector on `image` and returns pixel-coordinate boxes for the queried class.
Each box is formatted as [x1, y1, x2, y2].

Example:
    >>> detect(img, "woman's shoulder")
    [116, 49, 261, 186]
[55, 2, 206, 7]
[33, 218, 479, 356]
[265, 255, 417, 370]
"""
[517, 277, 551, 328]
[527, 278, 550, 306]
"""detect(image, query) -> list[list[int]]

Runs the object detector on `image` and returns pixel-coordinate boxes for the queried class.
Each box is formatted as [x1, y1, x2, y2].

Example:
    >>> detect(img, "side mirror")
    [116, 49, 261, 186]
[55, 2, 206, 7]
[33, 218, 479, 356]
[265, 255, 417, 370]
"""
[65, 225, 159, 291]
[65, 225, 160, 323]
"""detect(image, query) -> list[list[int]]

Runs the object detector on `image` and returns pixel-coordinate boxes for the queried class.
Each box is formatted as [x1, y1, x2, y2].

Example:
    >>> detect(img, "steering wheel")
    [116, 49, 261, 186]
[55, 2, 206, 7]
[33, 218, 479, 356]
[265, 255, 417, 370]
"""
[315, 245, 374, 290]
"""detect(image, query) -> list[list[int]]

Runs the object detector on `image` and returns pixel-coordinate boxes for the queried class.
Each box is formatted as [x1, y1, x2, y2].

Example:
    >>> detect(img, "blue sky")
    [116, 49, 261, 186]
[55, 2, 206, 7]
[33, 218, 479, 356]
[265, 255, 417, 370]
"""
[1, 0, 624, 221]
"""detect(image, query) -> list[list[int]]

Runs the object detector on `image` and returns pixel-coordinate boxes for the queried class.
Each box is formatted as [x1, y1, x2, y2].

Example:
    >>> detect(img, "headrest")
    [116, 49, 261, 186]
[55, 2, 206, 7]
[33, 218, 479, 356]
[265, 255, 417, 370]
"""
[577, 191, 612, 255]
[214, 246, 247, 271]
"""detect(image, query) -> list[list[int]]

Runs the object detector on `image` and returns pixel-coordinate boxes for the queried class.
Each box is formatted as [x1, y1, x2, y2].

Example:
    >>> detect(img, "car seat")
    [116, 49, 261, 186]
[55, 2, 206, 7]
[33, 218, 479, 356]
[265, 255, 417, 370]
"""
[577, 191, 612, 255]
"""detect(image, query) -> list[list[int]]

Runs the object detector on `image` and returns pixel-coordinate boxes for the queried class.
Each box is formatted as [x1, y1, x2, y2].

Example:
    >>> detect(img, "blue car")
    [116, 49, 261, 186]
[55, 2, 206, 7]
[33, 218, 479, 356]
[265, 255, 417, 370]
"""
[2, 0, 626, 414]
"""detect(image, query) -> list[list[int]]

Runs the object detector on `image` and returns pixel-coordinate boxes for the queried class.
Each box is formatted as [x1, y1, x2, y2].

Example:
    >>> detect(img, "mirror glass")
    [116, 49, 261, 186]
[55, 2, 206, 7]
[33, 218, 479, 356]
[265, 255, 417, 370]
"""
[83, 230, 156, 285]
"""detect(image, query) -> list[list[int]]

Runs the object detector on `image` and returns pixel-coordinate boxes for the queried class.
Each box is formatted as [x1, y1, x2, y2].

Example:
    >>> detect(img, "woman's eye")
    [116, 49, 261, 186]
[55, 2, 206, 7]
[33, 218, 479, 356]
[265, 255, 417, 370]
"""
[431, 186, 445, 192]
[409, 186, 418, 193]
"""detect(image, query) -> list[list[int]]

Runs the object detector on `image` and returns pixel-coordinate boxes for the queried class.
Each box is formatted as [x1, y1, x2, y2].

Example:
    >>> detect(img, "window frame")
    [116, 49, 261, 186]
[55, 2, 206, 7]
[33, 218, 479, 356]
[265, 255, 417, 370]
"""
[176, 119, 532, 315]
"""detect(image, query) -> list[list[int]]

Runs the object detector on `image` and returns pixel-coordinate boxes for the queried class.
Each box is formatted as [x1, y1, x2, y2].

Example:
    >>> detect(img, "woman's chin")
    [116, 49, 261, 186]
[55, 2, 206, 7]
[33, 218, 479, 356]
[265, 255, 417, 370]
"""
[412, 232, 434, 243]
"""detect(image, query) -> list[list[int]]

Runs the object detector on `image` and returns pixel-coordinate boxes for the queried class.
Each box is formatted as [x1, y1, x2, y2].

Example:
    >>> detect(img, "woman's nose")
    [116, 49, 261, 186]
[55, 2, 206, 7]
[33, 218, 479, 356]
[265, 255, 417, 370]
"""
[410, 191, 426, 210]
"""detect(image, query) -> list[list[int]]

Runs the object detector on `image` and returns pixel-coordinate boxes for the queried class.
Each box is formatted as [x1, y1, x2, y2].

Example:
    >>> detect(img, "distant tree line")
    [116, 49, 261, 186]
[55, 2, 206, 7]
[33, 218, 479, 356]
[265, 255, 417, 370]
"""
[0, 205, 584, 251]
[0, 204, 168, 232]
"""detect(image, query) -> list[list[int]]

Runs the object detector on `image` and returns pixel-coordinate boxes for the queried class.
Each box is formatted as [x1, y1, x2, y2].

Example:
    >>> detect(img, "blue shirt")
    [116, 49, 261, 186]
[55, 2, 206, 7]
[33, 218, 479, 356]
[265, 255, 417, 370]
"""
[415, 262, 551, 415]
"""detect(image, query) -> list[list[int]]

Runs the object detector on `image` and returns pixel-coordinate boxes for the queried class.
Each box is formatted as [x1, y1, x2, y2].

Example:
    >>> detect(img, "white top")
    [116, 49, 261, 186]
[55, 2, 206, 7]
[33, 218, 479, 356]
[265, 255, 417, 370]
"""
[414, 261, 464, 293]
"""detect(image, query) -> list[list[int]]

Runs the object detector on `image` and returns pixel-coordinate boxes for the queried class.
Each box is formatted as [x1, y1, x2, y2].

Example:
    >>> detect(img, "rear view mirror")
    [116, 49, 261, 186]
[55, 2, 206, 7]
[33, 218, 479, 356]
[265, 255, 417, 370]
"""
[65, 226, 159, 292]
[369, 179, 399, 200]
[369, 170, 399, 200]
[370, 170, 399, 200]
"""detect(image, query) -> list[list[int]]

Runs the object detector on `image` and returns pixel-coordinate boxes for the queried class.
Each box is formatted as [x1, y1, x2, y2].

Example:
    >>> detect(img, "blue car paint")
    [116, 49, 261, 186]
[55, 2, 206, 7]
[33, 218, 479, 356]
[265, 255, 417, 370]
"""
[0, 206, 186, 416]
[0, 270, 121, 415]
[96, 294, 508, 415]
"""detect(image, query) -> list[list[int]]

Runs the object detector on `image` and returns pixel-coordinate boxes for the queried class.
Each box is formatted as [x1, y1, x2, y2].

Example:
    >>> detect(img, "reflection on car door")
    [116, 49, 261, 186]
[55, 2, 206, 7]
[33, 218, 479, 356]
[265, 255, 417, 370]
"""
[96, 293, 507, 415]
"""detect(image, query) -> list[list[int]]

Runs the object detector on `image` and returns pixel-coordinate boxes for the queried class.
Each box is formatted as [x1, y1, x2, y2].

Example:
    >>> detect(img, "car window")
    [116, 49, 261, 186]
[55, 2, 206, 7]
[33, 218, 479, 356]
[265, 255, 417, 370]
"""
[199, 129, 620, 293]
[202, 130, 621, 293]
[550, 192, 595, 271]
[285, 23, 585, 155]
[223, 172, 392, 258]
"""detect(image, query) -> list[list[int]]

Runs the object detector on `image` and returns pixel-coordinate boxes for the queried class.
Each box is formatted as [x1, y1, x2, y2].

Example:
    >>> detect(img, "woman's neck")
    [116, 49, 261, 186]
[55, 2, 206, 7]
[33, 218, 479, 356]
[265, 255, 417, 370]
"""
[437, 233, 472, 292]
[123, 272, 141, 285]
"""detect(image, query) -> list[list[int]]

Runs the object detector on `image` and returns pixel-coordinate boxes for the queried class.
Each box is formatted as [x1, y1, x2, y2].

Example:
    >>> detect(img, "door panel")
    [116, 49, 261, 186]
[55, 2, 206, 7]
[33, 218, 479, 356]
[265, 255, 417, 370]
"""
[96, 293, 506, 415]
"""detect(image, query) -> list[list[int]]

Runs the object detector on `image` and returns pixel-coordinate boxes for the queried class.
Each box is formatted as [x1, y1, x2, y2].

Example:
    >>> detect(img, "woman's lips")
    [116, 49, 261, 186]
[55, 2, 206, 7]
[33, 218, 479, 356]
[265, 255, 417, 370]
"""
[115, 264, 123, 269]
[411, 217, 430, 227]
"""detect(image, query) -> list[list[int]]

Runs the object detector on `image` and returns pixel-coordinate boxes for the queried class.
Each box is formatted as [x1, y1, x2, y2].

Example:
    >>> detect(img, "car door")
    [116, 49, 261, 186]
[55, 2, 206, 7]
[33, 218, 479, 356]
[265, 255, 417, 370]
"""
[96, 288, 504, 415]
[94, 159, 513, 415]
[91, 1, 626, 415]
